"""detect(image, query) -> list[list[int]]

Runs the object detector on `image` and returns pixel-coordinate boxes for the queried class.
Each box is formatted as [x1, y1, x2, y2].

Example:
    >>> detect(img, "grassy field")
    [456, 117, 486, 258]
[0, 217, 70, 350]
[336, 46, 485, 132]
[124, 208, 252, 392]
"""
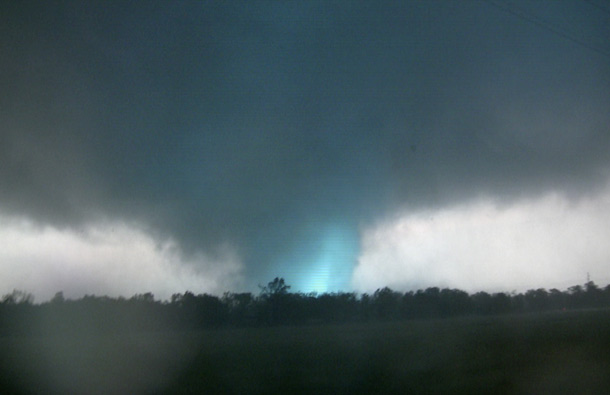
[1, 309, 610, 394]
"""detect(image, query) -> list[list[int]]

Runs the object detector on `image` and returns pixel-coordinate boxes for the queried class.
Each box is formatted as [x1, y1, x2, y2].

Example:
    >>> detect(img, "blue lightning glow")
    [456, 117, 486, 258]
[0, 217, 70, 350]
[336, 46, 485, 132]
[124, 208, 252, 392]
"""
[291, 224, 359, 293]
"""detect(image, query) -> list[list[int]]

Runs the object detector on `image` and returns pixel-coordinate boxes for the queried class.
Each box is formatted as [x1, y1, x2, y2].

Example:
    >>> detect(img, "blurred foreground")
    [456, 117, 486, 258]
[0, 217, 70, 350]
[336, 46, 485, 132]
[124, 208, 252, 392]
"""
[1, 309, 609, 394]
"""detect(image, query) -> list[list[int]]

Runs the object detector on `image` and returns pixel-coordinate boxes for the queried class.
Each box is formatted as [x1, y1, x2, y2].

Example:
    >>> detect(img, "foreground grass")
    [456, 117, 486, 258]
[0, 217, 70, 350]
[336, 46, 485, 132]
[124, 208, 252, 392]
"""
[1, 309, 610, 394]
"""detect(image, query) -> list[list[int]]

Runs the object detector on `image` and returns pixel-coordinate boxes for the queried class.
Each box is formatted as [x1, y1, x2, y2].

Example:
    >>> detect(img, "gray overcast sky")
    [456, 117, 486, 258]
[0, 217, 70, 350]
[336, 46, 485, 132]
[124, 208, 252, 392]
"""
[1, 1, 609, 300]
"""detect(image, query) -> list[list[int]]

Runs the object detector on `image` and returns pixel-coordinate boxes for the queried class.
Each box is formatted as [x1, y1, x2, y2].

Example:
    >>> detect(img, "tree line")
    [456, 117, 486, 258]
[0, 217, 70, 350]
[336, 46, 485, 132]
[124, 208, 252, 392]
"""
[1, 278, 610, 335]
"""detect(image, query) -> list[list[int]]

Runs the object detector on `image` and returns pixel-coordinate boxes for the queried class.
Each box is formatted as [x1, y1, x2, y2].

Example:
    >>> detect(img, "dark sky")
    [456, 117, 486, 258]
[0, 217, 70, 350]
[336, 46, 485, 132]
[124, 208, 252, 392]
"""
[1, 1, 609, 298]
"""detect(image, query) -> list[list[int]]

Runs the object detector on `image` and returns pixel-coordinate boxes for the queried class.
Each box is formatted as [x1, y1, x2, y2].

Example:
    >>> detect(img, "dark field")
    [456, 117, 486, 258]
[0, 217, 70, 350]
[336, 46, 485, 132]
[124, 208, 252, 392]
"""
[2, 309, 610, 394]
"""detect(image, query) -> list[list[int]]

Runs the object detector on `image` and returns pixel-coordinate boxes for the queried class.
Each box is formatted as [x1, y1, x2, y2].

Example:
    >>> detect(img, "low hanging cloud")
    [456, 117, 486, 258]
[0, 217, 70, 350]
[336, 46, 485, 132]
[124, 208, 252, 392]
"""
[353, 181, 610, 294]
[0, 215, 244, 302]
[1, 2, 609, 295]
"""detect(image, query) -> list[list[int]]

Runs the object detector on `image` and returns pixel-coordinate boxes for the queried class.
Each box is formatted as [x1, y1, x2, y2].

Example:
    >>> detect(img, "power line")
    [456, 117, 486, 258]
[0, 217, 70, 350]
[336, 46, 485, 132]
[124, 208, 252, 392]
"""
[482, 0, 610, 59]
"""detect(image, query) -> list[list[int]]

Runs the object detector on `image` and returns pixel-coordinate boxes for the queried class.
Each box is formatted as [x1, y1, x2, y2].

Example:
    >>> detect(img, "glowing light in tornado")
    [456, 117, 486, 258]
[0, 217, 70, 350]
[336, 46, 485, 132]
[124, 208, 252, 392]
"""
[297, 225, 358, 293]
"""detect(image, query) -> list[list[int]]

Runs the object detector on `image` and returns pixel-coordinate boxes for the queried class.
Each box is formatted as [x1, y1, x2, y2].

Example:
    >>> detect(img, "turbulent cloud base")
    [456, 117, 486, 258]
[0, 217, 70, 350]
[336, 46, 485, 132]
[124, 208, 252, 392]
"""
[1, 1, 609, 295]
[0, 215, 244, 301]
[353, 180, 610, 293]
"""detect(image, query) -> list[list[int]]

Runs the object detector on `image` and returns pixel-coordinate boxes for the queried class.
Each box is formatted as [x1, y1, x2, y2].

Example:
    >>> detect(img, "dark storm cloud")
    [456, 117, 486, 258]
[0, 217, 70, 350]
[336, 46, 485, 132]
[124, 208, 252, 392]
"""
[1, 1, 609, 286]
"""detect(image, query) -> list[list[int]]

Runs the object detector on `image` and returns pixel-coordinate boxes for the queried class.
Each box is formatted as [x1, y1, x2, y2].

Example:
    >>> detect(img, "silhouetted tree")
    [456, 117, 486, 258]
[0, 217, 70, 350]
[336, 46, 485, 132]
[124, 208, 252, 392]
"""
[50, 291, 65, 304]
[131, 292, 155, 303]
[584, 281, 603, 307]
[548, 288, 566, 310]
[525, 288, 549, 311]
[2, 279, 610, 336]
[603, 284, 610, 306]
[411, 287, 442, 318]
[259, 278, 292, 324]
[472, 292, 493, 315]
[568, 285, 585, 309]
[359, 293, 372, 321]
[260, 277, 290, 298]
[2, 290, 34, 305]
[490, 292, 512, 314]
[439, 288, 472, 316]
[170, 291, 227, 327]
[372, 287, 401, 320]
[223, 292, 256, 325]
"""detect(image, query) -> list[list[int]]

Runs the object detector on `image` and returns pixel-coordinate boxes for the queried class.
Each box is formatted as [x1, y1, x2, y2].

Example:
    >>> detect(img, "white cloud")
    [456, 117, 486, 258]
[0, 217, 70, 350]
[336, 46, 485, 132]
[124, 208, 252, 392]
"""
[0, 216, 244, 301]
[352, 184, 610, 293]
